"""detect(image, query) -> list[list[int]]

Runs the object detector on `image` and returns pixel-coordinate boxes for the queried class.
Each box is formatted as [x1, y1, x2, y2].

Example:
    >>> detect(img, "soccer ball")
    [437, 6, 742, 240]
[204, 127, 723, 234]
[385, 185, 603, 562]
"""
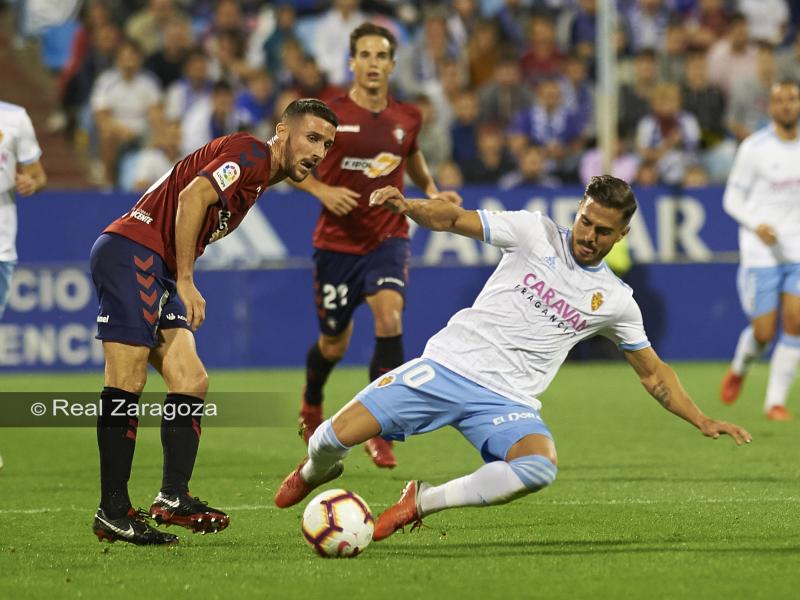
[301, 489, 374, 558]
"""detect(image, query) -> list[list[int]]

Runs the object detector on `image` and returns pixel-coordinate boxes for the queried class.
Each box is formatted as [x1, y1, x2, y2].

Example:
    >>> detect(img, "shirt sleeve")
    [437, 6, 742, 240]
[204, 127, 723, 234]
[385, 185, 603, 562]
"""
[16, 109, 42, 165]
[722, 139, 758, 230]
[198, 135, 265, 206]
[601, 295, 651, 351]
[477, 209, 544, 251]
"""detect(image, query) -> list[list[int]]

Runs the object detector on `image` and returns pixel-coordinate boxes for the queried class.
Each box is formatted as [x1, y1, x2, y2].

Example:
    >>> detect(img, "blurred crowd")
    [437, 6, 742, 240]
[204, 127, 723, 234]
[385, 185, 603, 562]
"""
[15, 0, 800, 191]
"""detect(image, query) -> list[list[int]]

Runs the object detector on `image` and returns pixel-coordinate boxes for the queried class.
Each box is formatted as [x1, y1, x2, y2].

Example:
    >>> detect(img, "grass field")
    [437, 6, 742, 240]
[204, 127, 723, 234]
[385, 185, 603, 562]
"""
[1, 362, 798, 599]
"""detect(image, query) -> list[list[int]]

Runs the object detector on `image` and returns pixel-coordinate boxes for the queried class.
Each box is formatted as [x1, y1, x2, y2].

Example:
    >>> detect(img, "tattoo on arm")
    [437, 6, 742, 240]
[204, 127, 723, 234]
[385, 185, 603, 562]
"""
[651, 381, 671, 409]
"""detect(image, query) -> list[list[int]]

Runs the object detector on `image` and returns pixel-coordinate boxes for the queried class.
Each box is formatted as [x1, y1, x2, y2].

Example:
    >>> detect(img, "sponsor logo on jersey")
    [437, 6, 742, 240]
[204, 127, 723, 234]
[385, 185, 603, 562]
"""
[341, 152, 402, 179]
[392, 126, 405, 144]
[376, 276, 405, 288]
[130, 209, 153, 225]
[213, 161, 241, 191]
[514, 272, 588, 335]
[591, 292, 604, 311]
[376, 374, 395, 388]
[492, 411, 541, 426]
[208, 209, 232, 244]
[96, 315, 109, 323]
[543, 256, 556, 268]
[336, 124, 361, 133]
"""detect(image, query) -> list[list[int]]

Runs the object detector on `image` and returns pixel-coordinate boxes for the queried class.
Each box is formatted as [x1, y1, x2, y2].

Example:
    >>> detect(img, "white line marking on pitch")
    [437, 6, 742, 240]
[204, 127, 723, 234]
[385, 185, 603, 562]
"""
[1, 497, 798, 515]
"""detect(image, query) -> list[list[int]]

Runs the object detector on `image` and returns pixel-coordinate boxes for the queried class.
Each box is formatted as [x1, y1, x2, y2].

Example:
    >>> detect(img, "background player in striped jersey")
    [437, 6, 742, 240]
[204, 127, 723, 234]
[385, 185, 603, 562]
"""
[293, 23, 461, 468]
[89, 99, 337, 545]
[275, 175, 751, 540]
[720, 81, 800, 421]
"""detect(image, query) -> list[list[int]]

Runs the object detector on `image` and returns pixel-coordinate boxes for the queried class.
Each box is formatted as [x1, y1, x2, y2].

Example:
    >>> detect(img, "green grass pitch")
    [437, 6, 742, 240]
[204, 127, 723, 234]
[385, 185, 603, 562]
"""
[1, 362, 798, 599]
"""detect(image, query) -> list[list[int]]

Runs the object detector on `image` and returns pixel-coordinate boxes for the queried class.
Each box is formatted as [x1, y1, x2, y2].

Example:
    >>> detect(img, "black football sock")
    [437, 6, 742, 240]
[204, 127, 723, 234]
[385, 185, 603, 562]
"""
[97, 387, 140, 519]
[369, 335, 404, 382]
[304, 342, 338, 406]
[160, 394, 204, 496]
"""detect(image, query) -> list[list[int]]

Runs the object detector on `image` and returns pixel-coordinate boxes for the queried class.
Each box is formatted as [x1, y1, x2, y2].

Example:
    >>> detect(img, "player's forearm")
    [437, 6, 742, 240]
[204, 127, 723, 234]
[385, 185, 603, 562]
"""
[722, 187, 757, 231]
[402, 197, 463, 231]
[641, 361, 705, 428]
[174, 189, 210, 281]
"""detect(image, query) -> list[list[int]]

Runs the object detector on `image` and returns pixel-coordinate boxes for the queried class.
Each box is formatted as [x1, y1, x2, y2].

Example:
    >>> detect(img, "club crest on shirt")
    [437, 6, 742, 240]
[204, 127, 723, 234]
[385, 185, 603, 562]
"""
[376, 374, 395, 388]
[591, 292, 604, 311]
[212, 161, 240, 191]
[392, 126, 405, 144]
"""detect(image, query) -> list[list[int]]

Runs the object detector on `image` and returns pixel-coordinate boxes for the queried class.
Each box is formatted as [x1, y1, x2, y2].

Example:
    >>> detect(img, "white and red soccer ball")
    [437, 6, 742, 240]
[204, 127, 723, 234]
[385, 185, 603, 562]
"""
[301, 489, 374, 558]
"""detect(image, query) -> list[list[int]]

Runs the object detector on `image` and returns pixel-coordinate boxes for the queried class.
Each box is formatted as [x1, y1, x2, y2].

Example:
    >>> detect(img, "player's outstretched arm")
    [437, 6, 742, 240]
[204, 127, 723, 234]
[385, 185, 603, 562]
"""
[369, 186, 482, 240]
[624, 346, 753, 445]
[288, 174, 359, 216]
[175, 176, 220, 330]
[406, 150, 463, 206]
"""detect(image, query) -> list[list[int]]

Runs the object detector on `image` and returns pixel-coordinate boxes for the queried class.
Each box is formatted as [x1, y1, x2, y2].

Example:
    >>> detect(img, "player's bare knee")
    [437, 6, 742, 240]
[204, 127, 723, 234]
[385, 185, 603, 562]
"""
[105, 372, 147, 395]
[373, 310, 402, 337]
[781, 317, 800, 337]
[166, 364, 208, 395]
[508, 455, 558, 493]
[753, 325, 776, 346]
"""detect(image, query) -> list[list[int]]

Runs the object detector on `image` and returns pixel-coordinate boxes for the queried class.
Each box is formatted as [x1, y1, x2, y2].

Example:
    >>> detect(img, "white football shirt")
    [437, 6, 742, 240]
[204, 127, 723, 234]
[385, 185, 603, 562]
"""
[423, 210, 650, 410]
[0, 101, 43, 262]
[723, 125, 800, 268]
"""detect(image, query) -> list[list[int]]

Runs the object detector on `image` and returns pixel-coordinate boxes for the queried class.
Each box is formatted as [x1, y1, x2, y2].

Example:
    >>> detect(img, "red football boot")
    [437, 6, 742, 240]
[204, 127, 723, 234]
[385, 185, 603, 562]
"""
[299, 398, 323, 445]
[364, 437, 397, 468]
[765, 405, 792, 421]
[274, 458, 344, 508]
[373, 480, 425, 541]
[720, 369, 744, 405]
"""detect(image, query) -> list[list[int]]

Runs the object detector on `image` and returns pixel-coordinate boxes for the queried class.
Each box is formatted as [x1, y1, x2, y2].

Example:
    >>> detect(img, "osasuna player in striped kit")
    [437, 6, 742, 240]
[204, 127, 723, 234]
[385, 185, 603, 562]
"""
[275, 175, 751, 541]
[0, 100, 47, 474]
[292, 23, 461, 468]
[720, 81, 800, 421]
[89, 99, 337, 545]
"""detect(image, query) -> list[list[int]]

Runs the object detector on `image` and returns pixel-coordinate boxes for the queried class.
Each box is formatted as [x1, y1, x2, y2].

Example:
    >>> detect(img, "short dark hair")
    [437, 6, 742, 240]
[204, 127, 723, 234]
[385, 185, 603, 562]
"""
[349, 22, 397, 59]
[281, 98, 338, 128]
[583, 175, 638, 223]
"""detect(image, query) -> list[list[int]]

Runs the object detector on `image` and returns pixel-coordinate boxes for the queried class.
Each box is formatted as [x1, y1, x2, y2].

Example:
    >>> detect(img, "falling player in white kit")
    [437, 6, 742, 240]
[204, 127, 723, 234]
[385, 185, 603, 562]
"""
[720, 82, 800, 421]
[274, 175, 752, 541]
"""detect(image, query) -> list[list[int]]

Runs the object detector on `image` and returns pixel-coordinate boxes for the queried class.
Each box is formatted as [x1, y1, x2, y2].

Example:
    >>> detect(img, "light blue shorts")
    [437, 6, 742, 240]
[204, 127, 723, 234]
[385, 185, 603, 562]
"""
[737, 264, 800, 318]
[356, 358, 553, 463]
[0, 261, 15, 319]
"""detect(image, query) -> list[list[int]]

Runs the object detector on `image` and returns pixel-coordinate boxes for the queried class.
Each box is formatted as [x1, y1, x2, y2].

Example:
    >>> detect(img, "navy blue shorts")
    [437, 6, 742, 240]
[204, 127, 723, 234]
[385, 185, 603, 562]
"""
[313, 238, 410, 336]
[90, 233, 190, 348]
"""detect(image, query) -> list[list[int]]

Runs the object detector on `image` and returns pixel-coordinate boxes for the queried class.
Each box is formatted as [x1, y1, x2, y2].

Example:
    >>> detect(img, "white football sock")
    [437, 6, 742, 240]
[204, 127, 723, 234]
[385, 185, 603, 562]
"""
[731, 326, 767, 376]
[417, 457, 557, 517]
[764, 334, 800, 410]
[301, 419, 350, 483]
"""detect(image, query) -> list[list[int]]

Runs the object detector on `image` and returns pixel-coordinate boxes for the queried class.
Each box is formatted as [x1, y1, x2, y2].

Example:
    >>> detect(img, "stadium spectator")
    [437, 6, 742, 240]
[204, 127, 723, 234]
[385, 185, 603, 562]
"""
[685, 0, 731, 49]
[564, 0, 597, 62]
[635, 161, 660, 186]
[125, 0, 189, 58]
[618, 49, 659, 139]
[726, 42, 777, 142]
[493, 0, 529, 51]
[519, 14, 564, 84]
[477, 52, 533, 127]
[236, 70, 277, 139]
[412, 94, 452, 178]
[776, 30, 800, 82]
[90, 39, 163, 187]
[622, 0, 673, 52]
[127, 123, 182, 192]
[463, 124, 515, 184]
[579, 135, 640, 186]
[682, 164, 710, 188]
[560, 53, 594, 137]
[143, 19, 194, 89]
[736, 0, 789, 45]
[450, 91, 481, 169]
[180, 81, 242, 156]
[312, 0, 366, 87]
[207, 30, 255, 88]
[291, 56, 345, 102]
[657, 22, 687, 83]
[164, 50, 212, 124]
[499, 144, 558, 189]
[466, 18, 502, 88]
[437, 159, 464, 189]
[447, 0, 479, 53]
[262, 3, 298, 76]
[706, 12, 757, 97]
[635, 82, 701, 185]
[508, 77, 584, 177]
[396, 10, 458, 99]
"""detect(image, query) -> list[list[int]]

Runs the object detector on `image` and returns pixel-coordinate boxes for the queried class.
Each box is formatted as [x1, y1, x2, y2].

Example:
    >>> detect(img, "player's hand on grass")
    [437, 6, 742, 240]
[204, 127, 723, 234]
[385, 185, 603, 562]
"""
[15, 172, 38, 196]
[369, 186, 409, 213]
[755, 224, 777, 245]
[698, 417, 752, 446]
[320, 185, 360, 216]
[177, 279, 206, 331]
[431, 191, 463, 206]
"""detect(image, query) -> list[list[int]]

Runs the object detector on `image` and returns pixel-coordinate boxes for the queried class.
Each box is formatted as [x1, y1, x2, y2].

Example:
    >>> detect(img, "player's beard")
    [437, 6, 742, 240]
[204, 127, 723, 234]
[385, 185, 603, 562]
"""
[775, 114, 799, 132]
